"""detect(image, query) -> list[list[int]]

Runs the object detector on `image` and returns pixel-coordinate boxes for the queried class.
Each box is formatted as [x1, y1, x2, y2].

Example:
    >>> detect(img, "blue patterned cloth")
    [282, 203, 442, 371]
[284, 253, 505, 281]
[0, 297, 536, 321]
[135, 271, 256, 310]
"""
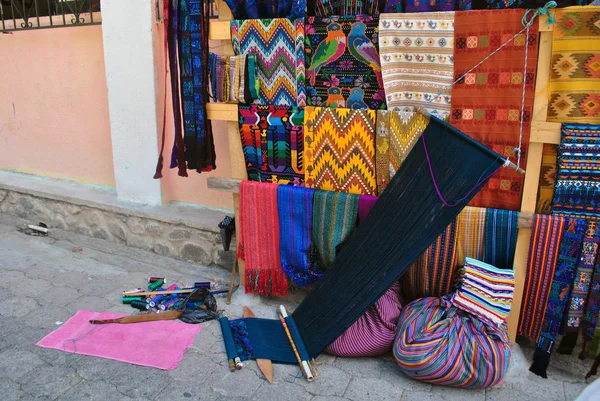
[223, 0, 306, 19]
[483, 209, 518, 269]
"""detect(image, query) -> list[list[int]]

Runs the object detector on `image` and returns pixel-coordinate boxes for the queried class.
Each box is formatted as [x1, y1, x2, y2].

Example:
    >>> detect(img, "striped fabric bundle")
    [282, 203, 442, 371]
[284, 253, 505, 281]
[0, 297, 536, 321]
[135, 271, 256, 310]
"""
[518, 215, 566, 340]
[239, 181, 288, 296]
[394, 296, 511, 388]
[450, 258, 515, 326]
[326, 282, 403, 357]
[312, 190, 359, 269]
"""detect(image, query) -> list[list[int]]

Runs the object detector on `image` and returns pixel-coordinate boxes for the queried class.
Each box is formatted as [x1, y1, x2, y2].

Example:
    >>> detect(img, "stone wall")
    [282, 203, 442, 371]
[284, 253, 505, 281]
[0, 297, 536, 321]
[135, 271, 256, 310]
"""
[0, 189, 235, 269]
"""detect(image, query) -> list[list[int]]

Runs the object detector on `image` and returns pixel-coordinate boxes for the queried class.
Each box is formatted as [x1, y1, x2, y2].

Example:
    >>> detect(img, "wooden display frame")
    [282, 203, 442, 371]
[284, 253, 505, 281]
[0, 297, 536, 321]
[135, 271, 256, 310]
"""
[206, 2, 560, 342]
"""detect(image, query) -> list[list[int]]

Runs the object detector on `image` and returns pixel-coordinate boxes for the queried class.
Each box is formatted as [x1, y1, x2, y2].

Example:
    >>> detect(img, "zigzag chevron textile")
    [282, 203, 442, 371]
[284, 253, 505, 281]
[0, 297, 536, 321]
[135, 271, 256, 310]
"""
[379, 12, 455, 119]
[231, 18, 306, 107]
[239, 105, 305, 185]
[547, 7, 600, 123]
[451, 9, 538, 210]
[304, 107, 377, 195]
[376, 110, 429, 192]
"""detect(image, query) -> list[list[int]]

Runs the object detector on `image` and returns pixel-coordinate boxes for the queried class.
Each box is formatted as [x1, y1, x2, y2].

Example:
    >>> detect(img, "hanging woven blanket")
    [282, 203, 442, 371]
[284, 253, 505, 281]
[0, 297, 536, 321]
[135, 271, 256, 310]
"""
[277, 186, 321, 286]
[231, 18, 306, 107]
[518, 215, 566, 340]
[401, 220, 459, 302]
[530, 217, 585, 378]
[451, 9, 538, 210]
[552, 123, 600, 220]
[394, 296, 510, 388]
[239, 105, 305, 186]
[305, 16, 385, 110]
[379, 12, 455, 119]
[375, 110, 430, 192]
[547, 7, 600, 123]
[483, 209, 518, 269]
[304, 107, 377, 195]
[223, 0, 306, 20]
[312, 190, 359, 269]
[384, 0, 472, 12]
[456, 206, 487, 265]
[536, 143, 558, 214]
[558, 220, 600, 354]
[238, 181, 288, 296]
[308, 0, 385, 16]
[326, 282, 403, 357]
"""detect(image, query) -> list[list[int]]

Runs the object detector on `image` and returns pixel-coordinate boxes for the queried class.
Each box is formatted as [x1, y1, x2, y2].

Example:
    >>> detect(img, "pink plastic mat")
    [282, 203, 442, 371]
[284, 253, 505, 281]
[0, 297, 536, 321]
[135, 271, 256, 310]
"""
[37, 310, 201, 370]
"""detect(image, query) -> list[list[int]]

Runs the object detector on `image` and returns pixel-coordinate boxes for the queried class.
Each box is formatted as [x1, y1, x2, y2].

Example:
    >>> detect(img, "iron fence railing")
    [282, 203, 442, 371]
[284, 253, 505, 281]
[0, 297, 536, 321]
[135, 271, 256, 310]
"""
[1, 0, 101, 32]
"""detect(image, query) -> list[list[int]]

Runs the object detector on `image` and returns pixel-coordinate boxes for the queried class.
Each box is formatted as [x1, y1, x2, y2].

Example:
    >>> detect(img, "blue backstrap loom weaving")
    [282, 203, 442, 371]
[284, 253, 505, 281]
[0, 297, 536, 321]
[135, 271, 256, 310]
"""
[220, 116, 506, 367]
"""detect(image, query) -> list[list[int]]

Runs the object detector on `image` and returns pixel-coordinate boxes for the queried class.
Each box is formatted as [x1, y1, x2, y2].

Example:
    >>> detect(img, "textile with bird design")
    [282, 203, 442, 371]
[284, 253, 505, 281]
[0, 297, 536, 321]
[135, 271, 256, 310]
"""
[305, 16, 386, 110]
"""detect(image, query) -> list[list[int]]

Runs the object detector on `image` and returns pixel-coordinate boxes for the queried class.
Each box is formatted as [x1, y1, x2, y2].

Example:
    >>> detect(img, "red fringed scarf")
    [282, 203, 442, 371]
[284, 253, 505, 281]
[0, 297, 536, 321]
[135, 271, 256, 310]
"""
[238, 181, 288, 296]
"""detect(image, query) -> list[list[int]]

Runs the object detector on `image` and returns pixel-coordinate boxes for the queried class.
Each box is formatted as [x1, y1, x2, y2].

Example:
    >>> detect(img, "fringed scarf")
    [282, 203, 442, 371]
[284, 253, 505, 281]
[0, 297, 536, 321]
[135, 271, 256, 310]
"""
[558, 221, 600, 354]
[530, 217, 586, 378]
[483, 209, 518, 269]
[456, 206, 487, 265]
[239, 181, 288, 296]
[518, 215, 566, 340]
[312, 190, 359, 269]
[276, 186, 319, 287]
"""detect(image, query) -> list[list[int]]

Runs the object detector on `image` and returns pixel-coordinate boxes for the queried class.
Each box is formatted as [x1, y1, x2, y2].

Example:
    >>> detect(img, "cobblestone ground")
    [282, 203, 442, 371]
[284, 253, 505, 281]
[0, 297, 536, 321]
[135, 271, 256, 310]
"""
[0, 214, 596, 401]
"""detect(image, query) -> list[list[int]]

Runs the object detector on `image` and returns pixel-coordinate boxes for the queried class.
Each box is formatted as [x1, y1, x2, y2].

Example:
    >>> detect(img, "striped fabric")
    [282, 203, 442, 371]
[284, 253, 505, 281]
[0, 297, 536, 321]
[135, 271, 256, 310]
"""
[312, 190, 359, 268]
[450, 258, 515, 326]
[326, 282, 403, 357]
[518, 215, 566, 340]
[239, 181, 288, 296]
[394, 296, 511, 388]
[483, 209, 519, 269]
[456, 206, 487, 265]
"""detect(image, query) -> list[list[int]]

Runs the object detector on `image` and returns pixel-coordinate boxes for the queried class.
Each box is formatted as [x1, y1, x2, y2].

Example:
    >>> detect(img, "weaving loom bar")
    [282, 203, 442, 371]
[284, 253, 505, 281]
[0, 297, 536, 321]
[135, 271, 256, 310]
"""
[507, 26, 554, 342]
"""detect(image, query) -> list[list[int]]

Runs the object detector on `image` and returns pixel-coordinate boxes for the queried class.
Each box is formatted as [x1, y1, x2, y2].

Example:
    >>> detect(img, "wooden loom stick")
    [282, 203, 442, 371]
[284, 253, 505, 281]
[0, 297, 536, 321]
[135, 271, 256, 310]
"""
[243, 307, 274, 383]
[123, 289, 194, 297]
[279, 306, 313, 381]
[90, 310, 183, 324]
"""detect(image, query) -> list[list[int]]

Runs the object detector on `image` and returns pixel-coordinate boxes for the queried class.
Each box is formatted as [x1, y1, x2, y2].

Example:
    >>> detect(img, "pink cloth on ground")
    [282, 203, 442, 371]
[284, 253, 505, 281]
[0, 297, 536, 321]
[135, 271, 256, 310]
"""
[326, 282, 403, 357]
[37, 310, 201, 370]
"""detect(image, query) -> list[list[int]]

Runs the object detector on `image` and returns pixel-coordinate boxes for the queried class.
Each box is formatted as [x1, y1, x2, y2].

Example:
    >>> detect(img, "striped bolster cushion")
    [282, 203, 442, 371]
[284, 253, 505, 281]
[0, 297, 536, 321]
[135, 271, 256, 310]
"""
[326, 282, 403, 357]
[450, 258, 515, 326]
[394, 297, 511, 388]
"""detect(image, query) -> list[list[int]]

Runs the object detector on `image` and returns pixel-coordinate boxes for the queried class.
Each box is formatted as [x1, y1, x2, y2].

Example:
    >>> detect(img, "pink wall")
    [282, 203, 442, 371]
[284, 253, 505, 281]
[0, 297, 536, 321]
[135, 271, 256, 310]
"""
[0, 25, 115, 188]
[155, 28, 234, 210]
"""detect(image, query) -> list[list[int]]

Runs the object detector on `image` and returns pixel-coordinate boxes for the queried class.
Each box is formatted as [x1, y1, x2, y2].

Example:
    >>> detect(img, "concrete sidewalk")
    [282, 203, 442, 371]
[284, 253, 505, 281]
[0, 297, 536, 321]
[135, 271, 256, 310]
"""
[0, 214, 594, 400]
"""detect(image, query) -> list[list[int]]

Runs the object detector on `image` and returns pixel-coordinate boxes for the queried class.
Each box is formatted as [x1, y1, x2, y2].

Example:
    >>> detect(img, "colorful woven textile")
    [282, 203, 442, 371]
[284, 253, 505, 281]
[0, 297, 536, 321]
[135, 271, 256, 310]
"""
[326, 282, 403, 357]
[379, 12, 455, 119]
[384, 0, 472, 12]
[456, 206, 487, 265]
[451, 9, 538, 210]
[584, 260, 600, 342]
[547, 7, 600, 123]
[358, 195, 378, 223]
[309, 0, 385, 16]
[401, 220, 459, 301]
[209, 54, 258, 104]
[394, 296, 510, 388]
[558, 220, 600, 354]
[530, 217, 586, 378]
[223, 0, 306, 19]
[518, 215, 566, 340]
[450, 258, 515, 326]
[304, 107, 377, 195]
[239, 181, 288, 296]
[277, 185, 320, 287]
[483, 209, 518, 269]
[231, 18, 306, 106]
[239, 105, 305, 186]
[552, 124, 600, 220]
[305, 16, 385, 110]
[536, 143, 558, 214]
[375, 110, 429, 192]
[312, 190, 359, 269]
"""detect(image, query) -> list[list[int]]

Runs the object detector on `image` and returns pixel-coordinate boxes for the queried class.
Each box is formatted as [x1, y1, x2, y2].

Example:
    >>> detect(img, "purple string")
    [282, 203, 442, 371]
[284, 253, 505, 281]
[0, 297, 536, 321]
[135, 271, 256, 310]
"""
[422, 133, 501, 208]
